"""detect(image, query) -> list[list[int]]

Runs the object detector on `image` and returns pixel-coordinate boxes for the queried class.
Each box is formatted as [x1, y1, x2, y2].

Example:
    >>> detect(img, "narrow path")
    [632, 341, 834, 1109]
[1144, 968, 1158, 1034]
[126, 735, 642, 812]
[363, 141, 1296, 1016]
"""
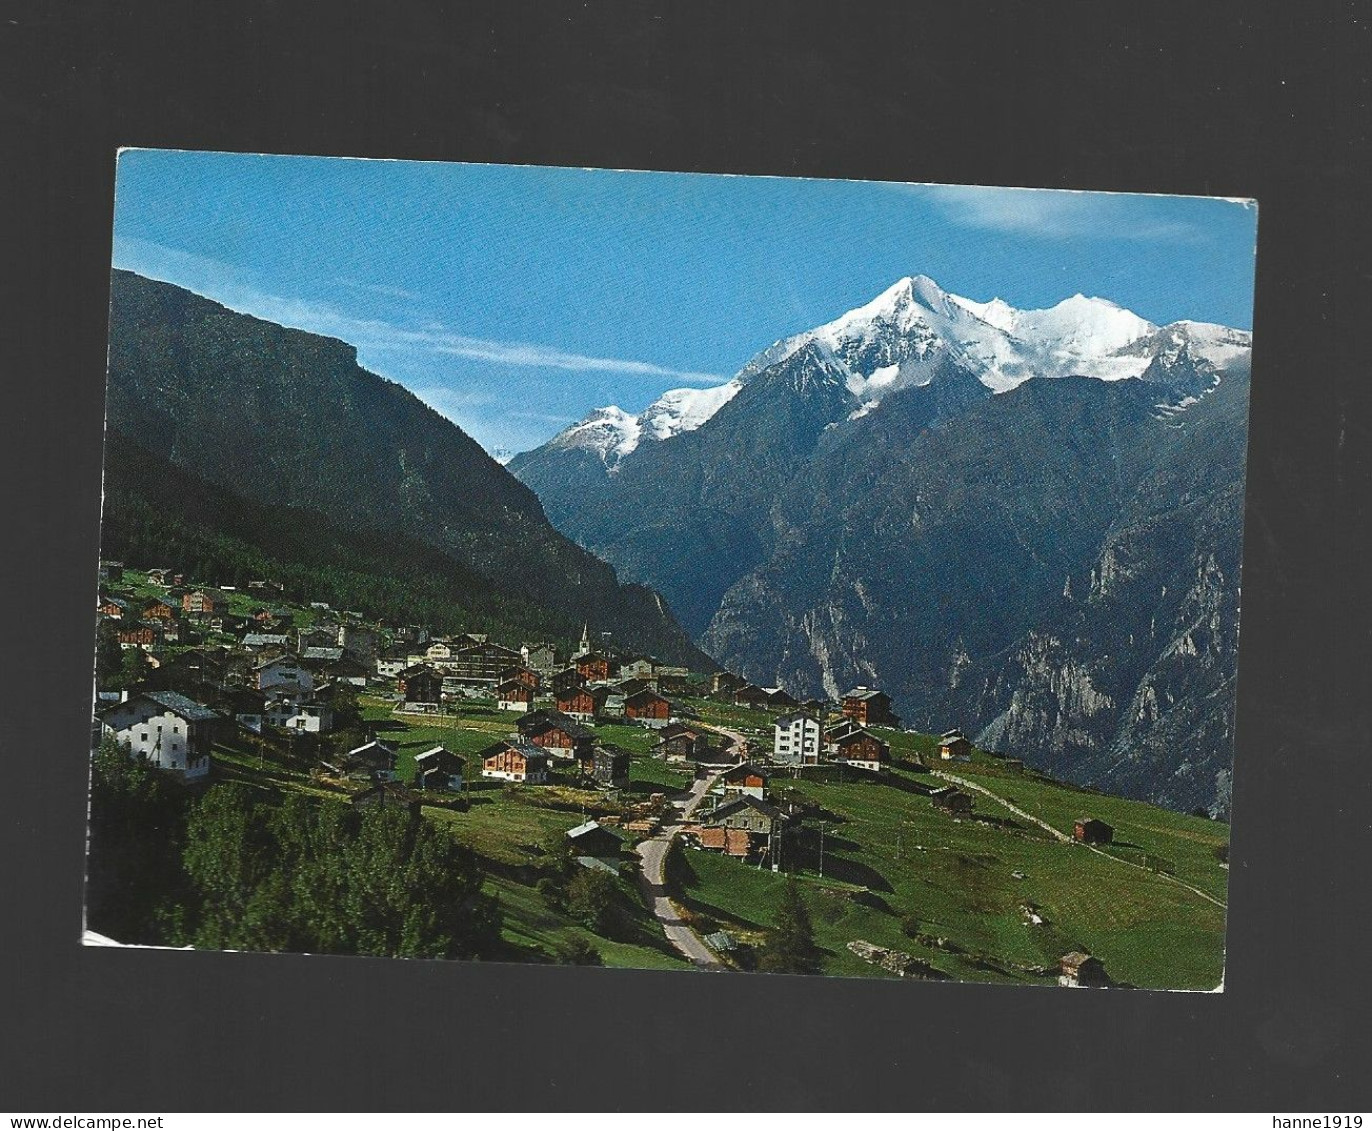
[933, 769, 1228, 912]
[635, 768, 728, 970]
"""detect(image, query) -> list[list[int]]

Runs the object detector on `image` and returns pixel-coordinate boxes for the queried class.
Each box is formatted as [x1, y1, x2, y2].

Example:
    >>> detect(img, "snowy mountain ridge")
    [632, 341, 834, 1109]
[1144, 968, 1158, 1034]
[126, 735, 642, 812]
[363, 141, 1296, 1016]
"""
[540, 274, 1251, 468]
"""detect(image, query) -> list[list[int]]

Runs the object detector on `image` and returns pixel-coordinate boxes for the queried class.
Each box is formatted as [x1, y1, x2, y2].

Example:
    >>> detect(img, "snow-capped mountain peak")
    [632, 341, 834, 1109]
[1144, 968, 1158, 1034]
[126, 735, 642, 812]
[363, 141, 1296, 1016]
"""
[547, 378, 747, 471]
[531, 274, 1250, 469]
[546, 404, 642, 467]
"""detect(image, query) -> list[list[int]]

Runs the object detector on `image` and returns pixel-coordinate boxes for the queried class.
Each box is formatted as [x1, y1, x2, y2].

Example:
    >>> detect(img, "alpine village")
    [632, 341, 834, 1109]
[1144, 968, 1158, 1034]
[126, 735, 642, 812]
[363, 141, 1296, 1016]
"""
[92, 561, 1227, 988]
[87, 270, 1233, 989]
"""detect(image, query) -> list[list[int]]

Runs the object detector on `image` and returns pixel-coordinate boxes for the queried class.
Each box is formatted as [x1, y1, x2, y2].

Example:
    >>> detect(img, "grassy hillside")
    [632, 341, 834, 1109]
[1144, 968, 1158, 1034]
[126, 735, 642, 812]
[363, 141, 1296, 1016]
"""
[683, 701, 1229, 989]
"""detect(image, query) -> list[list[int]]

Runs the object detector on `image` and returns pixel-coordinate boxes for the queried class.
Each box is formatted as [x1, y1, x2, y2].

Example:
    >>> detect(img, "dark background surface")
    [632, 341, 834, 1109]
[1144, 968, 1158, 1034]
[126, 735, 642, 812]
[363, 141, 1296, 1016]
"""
[2, 0, 1368, 1111]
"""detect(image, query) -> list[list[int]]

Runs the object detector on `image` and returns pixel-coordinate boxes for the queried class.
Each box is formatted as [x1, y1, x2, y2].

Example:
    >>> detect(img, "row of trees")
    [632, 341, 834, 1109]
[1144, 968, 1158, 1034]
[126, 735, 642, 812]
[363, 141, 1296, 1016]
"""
[87, 741, 501, 960]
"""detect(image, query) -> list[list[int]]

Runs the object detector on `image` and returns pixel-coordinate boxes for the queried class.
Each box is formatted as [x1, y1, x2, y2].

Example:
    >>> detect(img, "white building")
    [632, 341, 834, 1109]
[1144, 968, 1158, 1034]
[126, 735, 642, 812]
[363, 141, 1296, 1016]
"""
[100, 690, 219, 780]
[772, 713, 821, 767]
[375, 656, 407, 680]
[264, 700, 333, 734]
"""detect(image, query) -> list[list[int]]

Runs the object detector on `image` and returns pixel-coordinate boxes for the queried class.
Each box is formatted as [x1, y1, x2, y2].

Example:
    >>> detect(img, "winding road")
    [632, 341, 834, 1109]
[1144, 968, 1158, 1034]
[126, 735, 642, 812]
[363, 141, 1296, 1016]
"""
[632, 718, 751, 970]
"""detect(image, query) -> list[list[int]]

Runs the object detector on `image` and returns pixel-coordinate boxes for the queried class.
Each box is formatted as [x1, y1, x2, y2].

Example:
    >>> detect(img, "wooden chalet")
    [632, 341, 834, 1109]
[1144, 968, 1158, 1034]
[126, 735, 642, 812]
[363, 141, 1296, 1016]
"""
[733, 684, 771, 709]
[841, 686, 901, 728]
[555, 683, 610, 723]
[480, 739, 550, 784]
[616, 675, 658, 698]
[655, 666, 690, 695]
[182, 588, 227, 618]
[98, 595, 131, 619]
[624, 688, 672, 728]
[711, 671, 747, 697]
[117, 622, 161, 647]
[397, 664, 443, 705]
[413, 746, 464, 792]
[1074, 818, 1114, 845]
[830, 727, 891, 772]
[717, 762, 769, 799]
[517, 710, 595, 762]
[142, 596, 178, 621]
[937, 729, 973, 761]
[549, 666, 585, 694]
[573, 649, 612, 683]
[497, 665, 540, 690]
[494, 679, 536, 713]
[654, 722, 711, 764]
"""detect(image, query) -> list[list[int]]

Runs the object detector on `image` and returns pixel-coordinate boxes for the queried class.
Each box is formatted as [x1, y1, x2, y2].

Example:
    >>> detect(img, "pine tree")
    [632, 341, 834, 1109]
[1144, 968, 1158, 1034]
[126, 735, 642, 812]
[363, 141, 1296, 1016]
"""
[759, 876, 822, 975]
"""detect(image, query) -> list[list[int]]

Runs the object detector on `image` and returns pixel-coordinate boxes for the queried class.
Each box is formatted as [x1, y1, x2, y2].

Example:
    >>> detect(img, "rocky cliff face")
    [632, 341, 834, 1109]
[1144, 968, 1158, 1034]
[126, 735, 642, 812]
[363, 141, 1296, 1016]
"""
[511, 277, 1252, 813]
[105, 270, 710, 666]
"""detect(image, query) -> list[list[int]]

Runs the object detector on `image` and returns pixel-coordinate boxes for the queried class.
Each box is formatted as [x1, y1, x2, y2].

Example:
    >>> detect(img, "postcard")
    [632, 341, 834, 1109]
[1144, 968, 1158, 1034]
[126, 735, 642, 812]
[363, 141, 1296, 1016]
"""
[87, 151, 1255, 988]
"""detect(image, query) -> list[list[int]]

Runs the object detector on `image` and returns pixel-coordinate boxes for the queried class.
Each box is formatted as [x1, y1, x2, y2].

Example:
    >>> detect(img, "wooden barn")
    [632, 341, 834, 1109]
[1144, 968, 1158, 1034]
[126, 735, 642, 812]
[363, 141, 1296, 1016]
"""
[930, 786, 974, 815]
[1059, 951, 1109, 988]
[566, 819, 622, 863]
[339, 739, 398, 782]
[1074, 818, 1114, 844]
[937, 729, 973, 761]
[654, 722, 711, 763]
[413, 746, 464, 792]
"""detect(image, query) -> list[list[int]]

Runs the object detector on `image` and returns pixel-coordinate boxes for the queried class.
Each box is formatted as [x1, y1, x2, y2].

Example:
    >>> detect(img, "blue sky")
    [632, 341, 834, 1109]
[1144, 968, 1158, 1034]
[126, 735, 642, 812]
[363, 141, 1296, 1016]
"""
[111, 149, 1258, 454]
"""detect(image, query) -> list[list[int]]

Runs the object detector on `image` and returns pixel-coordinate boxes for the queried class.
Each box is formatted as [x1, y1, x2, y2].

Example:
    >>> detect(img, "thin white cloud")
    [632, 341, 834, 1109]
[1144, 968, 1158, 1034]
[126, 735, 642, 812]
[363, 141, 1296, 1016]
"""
[113, 236, 726, 386]
[333, 277, 426, 303]
[912, 184, 1203, 243]
[429, 339, 722, 383]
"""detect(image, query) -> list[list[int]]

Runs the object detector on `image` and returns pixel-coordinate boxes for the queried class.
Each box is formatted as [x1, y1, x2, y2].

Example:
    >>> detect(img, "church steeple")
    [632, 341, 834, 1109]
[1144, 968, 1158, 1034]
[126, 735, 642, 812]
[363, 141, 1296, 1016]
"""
[578, 623, 591, 656]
